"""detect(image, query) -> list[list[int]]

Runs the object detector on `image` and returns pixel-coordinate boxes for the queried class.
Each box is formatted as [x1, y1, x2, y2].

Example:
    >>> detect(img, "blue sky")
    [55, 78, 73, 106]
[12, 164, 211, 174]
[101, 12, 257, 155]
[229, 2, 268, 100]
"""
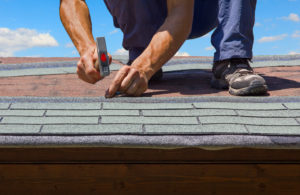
[0, 0, 300, 57]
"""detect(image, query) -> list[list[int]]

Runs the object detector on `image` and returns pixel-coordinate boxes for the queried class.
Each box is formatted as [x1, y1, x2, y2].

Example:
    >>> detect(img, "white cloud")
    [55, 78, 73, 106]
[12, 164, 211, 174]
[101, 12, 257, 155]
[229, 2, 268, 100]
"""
[71, 50, 79, 56]
[281, 13, 300, 22]
[114, 48, 128, 55]
[205, 46, 214, 51]
[0, 28, 58, 57]
[109, 29, 119, 35]
[258, 34, 288, 43]
[288, 51, 300, 55]
[292, 30, 300, 38]
[65, 42, 75, 48]
[254, 22, 262, 27]
[175, 51, 190, 57]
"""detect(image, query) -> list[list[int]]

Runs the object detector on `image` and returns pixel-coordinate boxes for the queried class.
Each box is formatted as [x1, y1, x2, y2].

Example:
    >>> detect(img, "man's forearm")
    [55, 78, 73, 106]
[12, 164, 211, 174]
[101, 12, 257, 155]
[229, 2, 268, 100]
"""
[60, 0, 95, 55]
[131, 1, 194, 80]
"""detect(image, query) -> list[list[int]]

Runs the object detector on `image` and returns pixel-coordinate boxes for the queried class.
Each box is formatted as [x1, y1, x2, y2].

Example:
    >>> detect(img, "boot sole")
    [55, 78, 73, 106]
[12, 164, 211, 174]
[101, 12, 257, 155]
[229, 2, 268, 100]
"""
[211, 76, 268, 96]
[229, 84, 268, 96]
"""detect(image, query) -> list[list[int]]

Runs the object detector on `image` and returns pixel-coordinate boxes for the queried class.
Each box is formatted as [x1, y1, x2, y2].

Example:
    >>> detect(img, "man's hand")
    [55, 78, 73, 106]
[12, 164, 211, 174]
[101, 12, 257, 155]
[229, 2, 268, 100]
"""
[77, 45, 112, 84]
[106, 66, 149, 98]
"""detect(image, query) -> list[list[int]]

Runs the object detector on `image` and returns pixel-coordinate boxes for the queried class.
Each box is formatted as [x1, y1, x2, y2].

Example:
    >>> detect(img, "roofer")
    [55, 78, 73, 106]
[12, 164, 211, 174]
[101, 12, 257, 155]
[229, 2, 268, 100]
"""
[60, 0, 268, 98]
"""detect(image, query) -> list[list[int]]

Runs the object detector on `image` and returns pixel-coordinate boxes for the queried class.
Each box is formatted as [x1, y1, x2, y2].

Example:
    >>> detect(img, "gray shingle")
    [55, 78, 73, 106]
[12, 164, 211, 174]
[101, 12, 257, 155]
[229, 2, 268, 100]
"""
[237, 110, 300, 118]
[0, 103, 10, 109]
[0, 64, 121, 78]
[1, 117, 98, 125]
[103, 103, 193, 110]
[101, 116, 198, 124]
[194, 102, 285, 110]
[46, 110, 139, 116]
[284, 103, 300, 110]
[0, 67, 76, 77]
[42, 124, 142, 134]
[145, 124, 247, 134]
[0, 125, 41, 134]
[0, 110, 44, 116]
[11, 103, 101, 110]
[198, 116, 298, 126]
[142, 109, 236, 117]
[247, 125, 300, 135]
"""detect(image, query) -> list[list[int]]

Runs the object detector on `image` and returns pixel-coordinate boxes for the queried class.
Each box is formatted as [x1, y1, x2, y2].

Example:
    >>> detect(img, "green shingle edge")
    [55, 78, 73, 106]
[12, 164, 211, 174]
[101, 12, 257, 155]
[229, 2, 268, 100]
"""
[11, 103, 101, 110]
[284, 103, 300, 110]
[0, 110, 44, 116]
[142, 109, 236, 116]
[2, 96, 300, 104]
[41, 124, 142, 134]
[0, 103, 10, 109]
[247, 125, 300, 135]
[145, 124, 247, 134]
[198, 116, 299, 126]
[101, 116, 198, 125]
[237, 110, 300, 118]
[0, 64, 121, 78]
[103, 103, 193, 110]
[194, 102, 286, 110]
[1, 117, 99, 125]
[46, 110, 139, 116]
[0, 125, 41, 134]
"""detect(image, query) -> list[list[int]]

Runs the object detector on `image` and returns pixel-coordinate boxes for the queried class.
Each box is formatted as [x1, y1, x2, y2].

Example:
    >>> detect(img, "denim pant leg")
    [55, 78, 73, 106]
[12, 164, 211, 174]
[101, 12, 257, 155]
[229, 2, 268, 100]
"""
[211, 0, 257, 62]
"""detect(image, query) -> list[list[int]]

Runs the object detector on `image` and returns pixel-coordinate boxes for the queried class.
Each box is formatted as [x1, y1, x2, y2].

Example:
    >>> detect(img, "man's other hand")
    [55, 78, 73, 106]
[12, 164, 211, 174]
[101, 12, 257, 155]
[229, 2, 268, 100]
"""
[106, 66, 149, 98]
[77, 45, 112, 84]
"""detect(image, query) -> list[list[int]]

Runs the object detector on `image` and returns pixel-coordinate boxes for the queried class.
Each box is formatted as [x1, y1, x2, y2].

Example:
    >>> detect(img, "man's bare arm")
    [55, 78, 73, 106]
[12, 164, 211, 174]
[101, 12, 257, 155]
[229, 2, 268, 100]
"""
[133, 0, 194, 79]
[107, 0, 194, 97]
[60, 0, 94, 55]
[60, 0, 110, 84]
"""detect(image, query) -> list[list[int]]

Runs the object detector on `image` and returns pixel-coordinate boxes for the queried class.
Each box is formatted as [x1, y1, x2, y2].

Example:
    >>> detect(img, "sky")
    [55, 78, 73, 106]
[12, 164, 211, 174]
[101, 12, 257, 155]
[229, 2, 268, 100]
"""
[0, 0, 300, 57]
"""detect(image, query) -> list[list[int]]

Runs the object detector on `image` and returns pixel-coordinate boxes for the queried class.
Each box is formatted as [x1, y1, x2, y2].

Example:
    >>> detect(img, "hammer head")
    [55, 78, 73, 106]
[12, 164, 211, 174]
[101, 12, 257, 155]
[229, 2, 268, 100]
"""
[95, 37, 110, 77]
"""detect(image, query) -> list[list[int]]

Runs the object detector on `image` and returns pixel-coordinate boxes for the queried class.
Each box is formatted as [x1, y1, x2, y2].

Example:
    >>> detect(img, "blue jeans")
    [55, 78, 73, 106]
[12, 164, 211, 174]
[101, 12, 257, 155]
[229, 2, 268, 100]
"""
[104, 0, 257, 62]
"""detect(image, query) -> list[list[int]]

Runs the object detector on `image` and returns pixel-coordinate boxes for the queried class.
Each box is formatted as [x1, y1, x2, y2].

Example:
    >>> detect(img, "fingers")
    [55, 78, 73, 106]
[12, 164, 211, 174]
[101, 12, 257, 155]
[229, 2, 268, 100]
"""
[106, 66, 148, 98]
[119, 69, 139, 93]
[106, 66, 131, 98]
[125, 77, 139, 95]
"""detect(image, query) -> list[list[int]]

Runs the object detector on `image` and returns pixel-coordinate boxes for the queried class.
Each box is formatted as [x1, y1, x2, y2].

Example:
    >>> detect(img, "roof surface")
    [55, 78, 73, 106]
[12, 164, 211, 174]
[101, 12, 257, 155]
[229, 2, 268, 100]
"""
[0, 55, 300, 149]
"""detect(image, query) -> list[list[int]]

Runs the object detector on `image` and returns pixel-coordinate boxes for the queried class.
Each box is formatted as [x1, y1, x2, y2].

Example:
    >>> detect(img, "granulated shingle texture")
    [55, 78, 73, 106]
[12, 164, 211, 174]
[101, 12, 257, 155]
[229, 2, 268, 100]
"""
[0, 97, 300, 149]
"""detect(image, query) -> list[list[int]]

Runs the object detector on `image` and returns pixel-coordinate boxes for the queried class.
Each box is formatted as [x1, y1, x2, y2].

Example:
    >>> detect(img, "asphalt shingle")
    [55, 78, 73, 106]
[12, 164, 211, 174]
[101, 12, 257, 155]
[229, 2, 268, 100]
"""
[11, 103, 101, 110]
[194, 102, 286, 110]
[42, 124, 142, 134]
[284, 103, 300, 110]
[46, 110, 139, 116]
[198, 116, 298, 126]
[247, 125, 300, 135]
[145, 124, 247, 134]
[0, 103, 10, 110]
[0, 110, 44, 116]
[142, 109, 236, 117]
[1, 117, 99, 125]
[237, 110, 300, 118]
[101, 116, 198, 124]
[0, 125, 41, 134]
[103, 103, 193, 110]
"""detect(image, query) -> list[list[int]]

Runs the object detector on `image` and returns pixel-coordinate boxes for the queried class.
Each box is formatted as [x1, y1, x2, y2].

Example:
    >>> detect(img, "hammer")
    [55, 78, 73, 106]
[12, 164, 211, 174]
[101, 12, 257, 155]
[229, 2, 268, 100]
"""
[95, 37, 110, 77]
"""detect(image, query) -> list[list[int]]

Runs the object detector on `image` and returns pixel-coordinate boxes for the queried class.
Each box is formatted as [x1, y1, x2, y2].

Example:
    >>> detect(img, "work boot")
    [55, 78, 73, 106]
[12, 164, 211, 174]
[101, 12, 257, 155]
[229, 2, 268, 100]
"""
[211, 58, 268, 96]
[127, 60, 163, 82]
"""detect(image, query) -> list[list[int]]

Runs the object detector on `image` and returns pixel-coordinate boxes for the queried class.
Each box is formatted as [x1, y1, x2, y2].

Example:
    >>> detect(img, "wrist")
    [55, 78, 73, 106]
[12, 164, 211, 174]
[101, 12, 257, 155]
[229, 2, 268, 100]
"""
[78, 42, 97, 56]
